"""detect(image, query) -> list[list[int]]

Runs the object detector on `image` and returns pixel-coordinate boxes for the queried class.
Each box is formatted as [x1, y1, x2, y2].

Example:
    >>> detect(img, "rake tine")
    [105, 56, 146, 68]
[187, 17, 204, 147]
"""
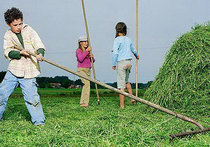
[169, 127, 210, 141]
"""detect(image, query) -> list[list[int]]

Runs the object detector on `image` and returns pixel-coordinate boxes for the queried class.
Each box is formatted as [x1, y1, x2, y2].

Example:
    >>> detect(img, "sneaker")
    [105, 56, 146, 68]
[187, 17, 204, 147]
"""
[34, 121, 45, 126]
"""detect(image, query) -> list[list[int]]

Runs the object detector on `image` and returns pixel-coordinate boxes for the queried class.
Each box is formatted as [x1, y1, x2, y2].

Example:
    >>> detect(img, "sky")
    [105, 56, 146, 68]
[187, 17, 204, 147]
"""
[0, 0, 209, 83]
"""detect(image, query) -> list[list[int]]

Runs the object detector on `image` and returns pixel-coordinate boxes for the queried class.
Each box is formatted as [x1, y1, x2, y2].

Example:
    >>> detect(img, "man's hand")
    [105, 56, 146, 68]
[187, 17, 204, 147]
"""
[112, 66, 116, 70]
[36, 54, 43, 61]
[20, 49, 30, 57]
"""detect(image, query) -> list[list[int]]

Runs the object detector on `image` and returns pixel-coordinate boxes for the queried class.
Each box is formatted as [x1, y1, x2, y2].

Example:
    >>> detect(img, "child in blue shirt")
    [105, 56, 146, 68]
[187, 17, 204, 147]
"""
[112, 22, 139, 108]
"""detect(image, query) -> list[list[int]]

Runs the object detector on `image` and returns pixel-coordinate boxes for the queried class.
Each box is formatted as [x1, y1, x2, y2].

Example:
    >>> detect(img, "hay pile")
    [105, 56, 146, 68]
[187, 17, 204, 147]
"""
[144, 24, 210, 115]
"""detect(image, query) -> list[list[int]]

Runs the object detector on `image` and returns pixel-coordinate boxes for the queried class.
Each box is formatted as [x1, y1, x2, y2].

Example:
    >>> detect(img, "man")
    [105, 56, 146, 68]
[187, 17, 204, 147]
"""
[0, 7, 46, 125]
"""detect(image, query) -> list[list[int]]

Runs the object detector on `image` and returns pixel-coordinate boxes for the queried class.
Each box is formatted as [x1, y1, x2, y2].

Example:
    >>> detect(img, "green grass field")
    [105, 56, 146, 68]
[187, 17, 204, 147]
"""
[0, 88, 209, 146]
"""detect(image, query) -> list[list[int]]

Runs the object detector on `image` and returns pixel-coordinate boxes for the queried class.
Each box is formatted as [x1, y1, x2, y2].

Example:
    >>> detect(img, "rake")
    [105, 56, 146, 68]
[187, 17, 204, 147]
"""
[14, 46, 209, 140]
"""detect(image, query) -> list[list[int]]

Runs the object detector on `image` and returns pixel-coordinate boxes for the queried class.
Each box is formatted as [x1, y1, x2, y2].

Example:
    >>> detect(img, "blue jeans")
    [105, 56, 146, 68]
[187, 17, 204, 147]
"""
[0, 71, 45, 125]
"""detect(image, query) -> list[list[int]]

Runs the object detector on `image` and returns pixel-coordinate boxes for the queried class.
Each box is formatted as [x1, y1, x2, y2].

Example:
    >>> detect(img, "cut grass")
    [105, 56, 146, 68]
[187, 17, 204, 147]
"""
[144, 24, 210, 115]
[0, 89, 209, 146]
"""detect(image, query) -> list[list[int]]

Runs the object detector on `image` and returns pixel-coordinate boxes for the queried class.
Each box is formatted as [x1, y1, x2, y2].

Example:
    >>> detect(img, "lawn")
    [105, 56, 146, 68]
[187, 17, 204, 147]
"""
[0, 88, 209, 146]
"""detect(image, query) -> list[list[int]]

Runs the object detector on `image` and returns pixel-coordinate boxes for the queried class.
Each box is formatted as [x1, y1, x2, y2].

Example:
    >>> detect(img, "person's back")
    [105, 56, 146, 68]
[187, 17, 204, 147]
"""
[113, 36, 135, 62]
[112, 22, 139, 108]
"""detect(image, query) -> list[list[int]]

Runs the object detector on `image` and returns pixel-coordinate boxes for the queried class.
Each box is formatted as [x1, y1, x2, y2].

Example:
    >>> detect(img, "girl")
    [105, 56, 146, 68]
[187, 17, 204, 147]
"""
[76, 35, 94, 107]
[112, 22, 139, 108]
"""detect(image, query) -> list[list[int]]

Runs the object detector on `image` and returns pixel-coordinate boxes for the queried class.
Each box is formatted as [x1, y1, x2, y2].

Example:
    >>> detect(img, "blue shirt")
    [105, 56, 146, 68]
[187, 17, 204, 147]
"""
[112, 36, 138, 66]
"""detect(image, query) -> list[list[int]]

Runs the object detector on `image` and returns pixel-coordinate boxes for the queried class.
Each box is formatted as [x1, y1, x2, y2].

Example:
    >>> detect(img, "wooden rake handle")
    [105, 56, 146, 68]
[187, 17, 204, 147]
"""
[14, 46, 204, 130]
[81, 0, 100, 103]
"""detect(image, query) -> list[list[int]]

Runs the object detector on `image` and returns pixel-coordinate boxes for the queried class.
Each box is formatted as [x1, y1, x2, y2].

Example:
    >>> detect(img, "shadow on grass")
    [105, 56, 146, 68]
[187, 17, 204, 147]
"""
[4, 103, 31, 121]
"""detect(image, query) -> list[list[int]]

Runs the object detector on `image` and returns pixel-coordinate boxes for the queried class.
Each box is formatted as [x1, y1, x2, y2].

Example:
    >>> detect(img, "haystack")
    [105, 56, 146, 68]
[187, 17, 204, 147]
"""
[144, 24, 210, 115]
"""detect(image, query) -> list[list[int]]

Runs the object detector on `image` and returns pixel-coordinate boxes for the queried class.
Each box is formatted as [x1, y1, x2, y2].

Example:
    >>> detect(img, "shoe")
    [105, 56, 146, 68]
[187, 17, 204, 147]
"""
[34, 121, 45, 126]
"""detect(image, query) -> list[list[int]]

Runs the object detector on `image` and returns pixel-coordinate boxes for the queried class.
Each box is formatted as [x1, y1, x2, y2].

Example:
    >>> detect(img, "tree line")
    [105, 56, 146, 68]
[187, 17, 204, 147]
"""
[0, 71, 152, 89]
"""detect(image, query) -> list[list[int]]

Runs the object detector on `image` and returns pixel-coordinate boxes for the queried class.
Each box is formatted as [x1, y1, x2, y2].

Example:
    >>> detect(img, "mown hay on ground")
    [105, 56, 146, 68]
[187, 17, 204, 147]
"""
[144, 24, 210, 115]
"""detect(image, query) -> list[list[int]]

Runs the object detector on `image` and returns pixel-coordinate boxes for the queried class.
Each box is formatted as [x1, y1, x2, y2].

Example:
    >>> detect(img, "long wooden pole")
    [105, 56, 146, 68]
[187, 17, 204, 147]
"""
[135, 0, 139, 97]
[15, 46, 204, 130]
[81, 0, 100, 104]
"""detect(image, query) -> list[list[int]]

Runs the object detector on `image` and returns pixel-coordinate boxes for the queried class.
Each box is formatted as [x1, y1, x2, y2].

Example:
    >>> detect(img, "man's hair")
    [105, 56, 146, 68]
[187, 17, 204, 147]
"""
[4, 7, 23, 24]
[115, 22, 127, 38]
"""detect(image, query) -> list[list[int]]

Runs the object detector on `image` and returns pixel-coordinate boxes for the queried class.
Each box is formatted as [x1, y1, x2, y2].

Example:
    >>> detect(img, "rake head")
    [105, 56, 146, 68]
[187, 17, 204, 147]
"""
[169, 127, 210, 141]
